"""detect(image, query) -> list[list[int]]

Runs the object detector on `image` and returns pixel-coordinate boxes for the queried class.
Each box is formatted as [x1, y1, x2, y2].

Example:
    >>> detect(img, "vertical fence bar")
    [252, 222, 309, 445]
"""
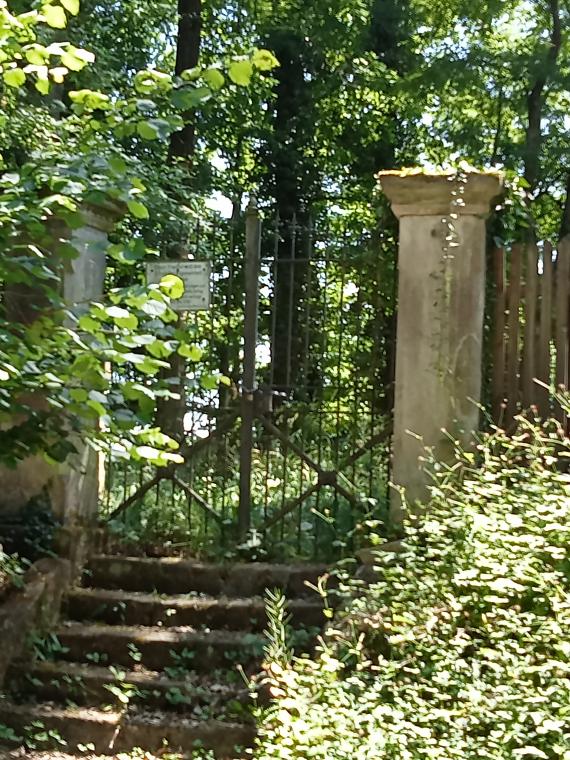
[555, 237, 570, 423]
[505, 243, 523, 426]
[537, 242, 553, 417]
[239, 198, 261, 536]
[522, 238, 538, 408]
[491, 246, 506, 423]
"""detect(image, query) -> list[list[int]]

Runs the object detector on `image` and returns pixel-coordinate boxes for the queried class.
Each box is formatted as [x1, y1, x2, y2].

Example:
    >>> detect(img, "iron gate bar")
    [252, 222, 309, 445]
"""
[172, 475, 224, 525]
[340, 430, 390, 469]
[256, 413, 372, 513]
[107, 471, 163, 521]
[238, 199, 261, 536]
[259, 481, 321, 532]
[256, 412, 325, 475]
[108, 410, 239, 520]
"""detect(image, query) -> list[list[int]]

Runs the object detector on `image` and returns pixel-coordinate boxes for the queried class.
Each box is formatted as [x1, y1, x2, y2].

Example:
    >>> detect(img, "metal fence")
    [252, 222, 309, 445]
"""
[102, 202, 392, 560]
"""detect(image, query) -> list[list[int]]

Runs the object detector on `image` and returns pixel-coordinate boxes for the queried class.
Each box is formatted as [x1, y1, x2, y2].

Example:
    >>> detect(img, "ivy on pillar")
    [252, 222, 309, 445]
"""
[0, 202, 121, 533]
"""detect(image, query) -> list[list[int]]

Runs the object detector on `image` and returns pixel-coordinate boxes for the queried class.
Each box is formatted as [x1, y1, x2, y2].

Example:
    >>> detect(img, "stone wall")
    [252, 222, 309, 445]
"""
[0, 558, 71, 687]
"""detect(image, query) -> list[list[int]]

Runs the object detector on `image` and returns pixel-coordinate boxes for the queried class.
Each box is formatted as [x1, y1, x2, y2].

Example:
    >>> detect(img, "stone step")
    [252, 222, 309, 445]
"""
[54, 623, 265, 672]
[86, 556, 327, 597]
[0, 700, 254, 757]
[66, 587, 324, 630]
[8, 660, 252, 717]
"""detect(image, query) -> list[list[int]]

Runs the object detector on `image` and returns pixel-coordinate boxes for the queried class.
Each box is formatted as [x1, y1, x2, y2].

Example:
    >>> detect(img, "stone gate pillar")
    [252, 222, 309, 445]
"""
[0, 203, 120, 531]
[378, 169, 503, 523]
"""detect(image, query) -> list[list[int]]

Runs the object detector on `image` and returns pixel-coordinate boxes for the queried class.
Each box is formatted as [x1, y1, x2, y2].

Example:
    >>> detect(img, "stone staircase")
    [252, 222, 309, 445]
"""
[0, 555, 327, 759]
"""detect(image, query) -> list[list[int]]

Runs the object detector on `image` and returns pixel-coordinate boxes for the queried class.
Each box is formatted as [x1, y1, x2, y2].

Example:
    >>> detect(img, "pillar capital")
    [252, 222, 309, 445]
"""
[377, 168, 504, 219]
[80, 200, 125, 232]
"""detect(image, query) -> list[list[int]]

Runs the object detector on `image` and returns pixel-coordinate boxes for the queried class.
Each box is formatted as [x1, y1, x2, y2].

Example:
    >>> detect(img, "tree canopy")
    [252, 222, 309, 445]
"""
[1, 0, 568, 466]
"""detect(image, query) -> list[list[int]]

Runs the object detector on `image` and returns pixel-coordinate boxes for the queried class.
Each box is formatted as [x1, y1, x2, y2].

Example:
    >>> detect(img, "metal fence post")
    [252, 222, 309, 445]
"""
[239, 197, 261, 536]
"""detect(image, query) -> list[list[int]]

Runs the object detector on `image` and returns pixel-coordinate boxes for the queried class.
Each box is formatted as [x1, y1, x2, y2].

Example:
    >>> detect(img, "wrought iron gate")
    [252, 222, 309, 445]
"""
[103, 201, 393, 560]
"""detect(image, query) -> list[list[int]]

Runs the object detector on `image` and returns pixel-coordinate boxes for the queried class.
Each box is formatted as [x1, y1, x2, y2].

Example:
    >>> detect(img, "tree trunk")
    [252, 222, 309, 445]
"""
[267, 31, 312, 394]
[524, 0, 562, 192]
[169, 0, 202, 160]
[156, 0, 202, 440]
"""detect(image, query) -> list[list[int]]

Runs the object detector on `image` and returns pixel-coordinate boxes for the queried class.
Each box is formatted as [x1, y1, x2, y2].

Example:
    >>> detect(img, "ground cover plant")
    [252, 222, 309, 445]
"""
[255, 400, 570, 759]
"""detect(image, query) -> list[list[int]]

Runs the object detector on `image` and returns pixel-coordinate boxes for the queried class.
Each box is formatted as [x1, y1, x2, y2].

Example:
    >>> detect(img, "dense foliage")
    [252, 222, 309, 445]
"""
[0, 0, 276, 467]
[256, 403, 570, 759]
[2, 0, 569, 469]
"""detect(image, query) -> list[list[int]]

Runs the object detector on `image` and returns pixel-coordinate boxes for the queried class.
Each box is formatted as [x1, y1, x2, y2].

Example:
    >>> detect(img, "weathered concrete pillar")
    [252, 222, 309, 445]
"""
[377, 169, 503, 522]
[57, 204, 118, 527]
[0, 204, 119, 528]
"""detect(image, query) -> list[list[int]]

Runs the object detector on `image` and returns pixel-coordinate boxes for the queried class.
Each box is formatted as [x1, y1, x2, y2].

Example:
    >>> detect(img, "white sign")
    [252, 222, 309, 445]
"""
[146, 260, 211, 312]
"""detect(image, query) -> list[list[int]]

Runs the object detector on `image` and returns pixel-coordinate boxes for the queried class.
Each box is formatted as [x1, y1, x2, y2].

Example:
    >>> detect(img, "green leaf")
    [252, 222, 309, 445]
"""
[138, 356, 165, 375]
[69, 387, 88, 402]
[201, 374, 218, 390]
[60, 0, 80, 15]
[69, 89, 110, 109]
[228, 60, 254, 86]
[203, 68, 225, 90]
[252, 49, 279, 71]
[50, 66, 68, 83]
[24, 45, 48, 66]
[172, 86, 211, 110]
[134, 69, 172, 94]
[88, 389, 107, 405]
[136, 120, 159, 140]
[78, 315, 101, 333]
[42, 5, 67, 28]
[136, 445, 161, 461]
[105, 306, 138, 330]
[147, 339, 174, 359]
[3, 68, 26, 88]
[35, 77, 50, 94]
[60, 50, 86, 72]
[127, 200, 149, 220]
[178, 344, 202, 361]
[180, 66, 202, 81]
[141, 298, 167, 318]
[160, 274, 184, 300]
[109, 157, 127, 173]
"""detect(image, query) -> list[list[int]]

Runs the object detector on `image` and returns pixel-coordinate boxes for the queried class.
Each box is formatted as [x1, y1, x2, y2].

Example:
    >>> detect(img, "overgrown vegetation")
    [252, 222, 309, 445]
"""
[0, 547, 26, 601]
[256, 402, 570, 759]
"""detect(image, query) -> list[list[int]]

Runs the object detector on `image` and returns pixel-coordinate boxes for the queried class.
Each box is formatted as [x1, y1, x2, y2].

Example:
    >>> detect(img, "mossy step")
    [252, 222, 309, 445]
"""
[0, 700, 254, 757]
[66, 587, 325, 630]
[8, 660, 252, 717]
[86, 556, 328, 597]
[53, 623, 266, 672]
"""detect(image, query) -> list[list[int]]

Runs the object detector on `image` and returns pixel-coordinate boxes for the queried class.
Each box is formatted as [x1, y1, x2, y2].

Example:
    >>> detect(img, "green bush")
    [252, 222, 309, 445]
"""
[255, 410, 570, 759]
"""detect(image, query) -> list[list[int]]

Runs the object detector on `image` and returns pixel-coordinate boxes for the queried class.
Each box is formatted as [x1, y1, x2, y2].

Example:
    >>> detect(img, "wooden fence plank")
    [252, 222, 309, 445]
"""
[555, 237, 570, 423]
[522, 239, 538, 408]
[505, 243, 523, 426]
[537, 242, 553, 417]
[491, 247, 506, 423]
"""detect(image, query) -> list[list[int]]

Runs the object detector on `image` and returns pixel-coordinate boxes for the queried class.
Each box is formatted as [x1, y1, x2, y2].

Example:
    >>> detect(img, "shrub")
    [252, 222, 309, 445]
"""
[255, 409, 570, 759]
